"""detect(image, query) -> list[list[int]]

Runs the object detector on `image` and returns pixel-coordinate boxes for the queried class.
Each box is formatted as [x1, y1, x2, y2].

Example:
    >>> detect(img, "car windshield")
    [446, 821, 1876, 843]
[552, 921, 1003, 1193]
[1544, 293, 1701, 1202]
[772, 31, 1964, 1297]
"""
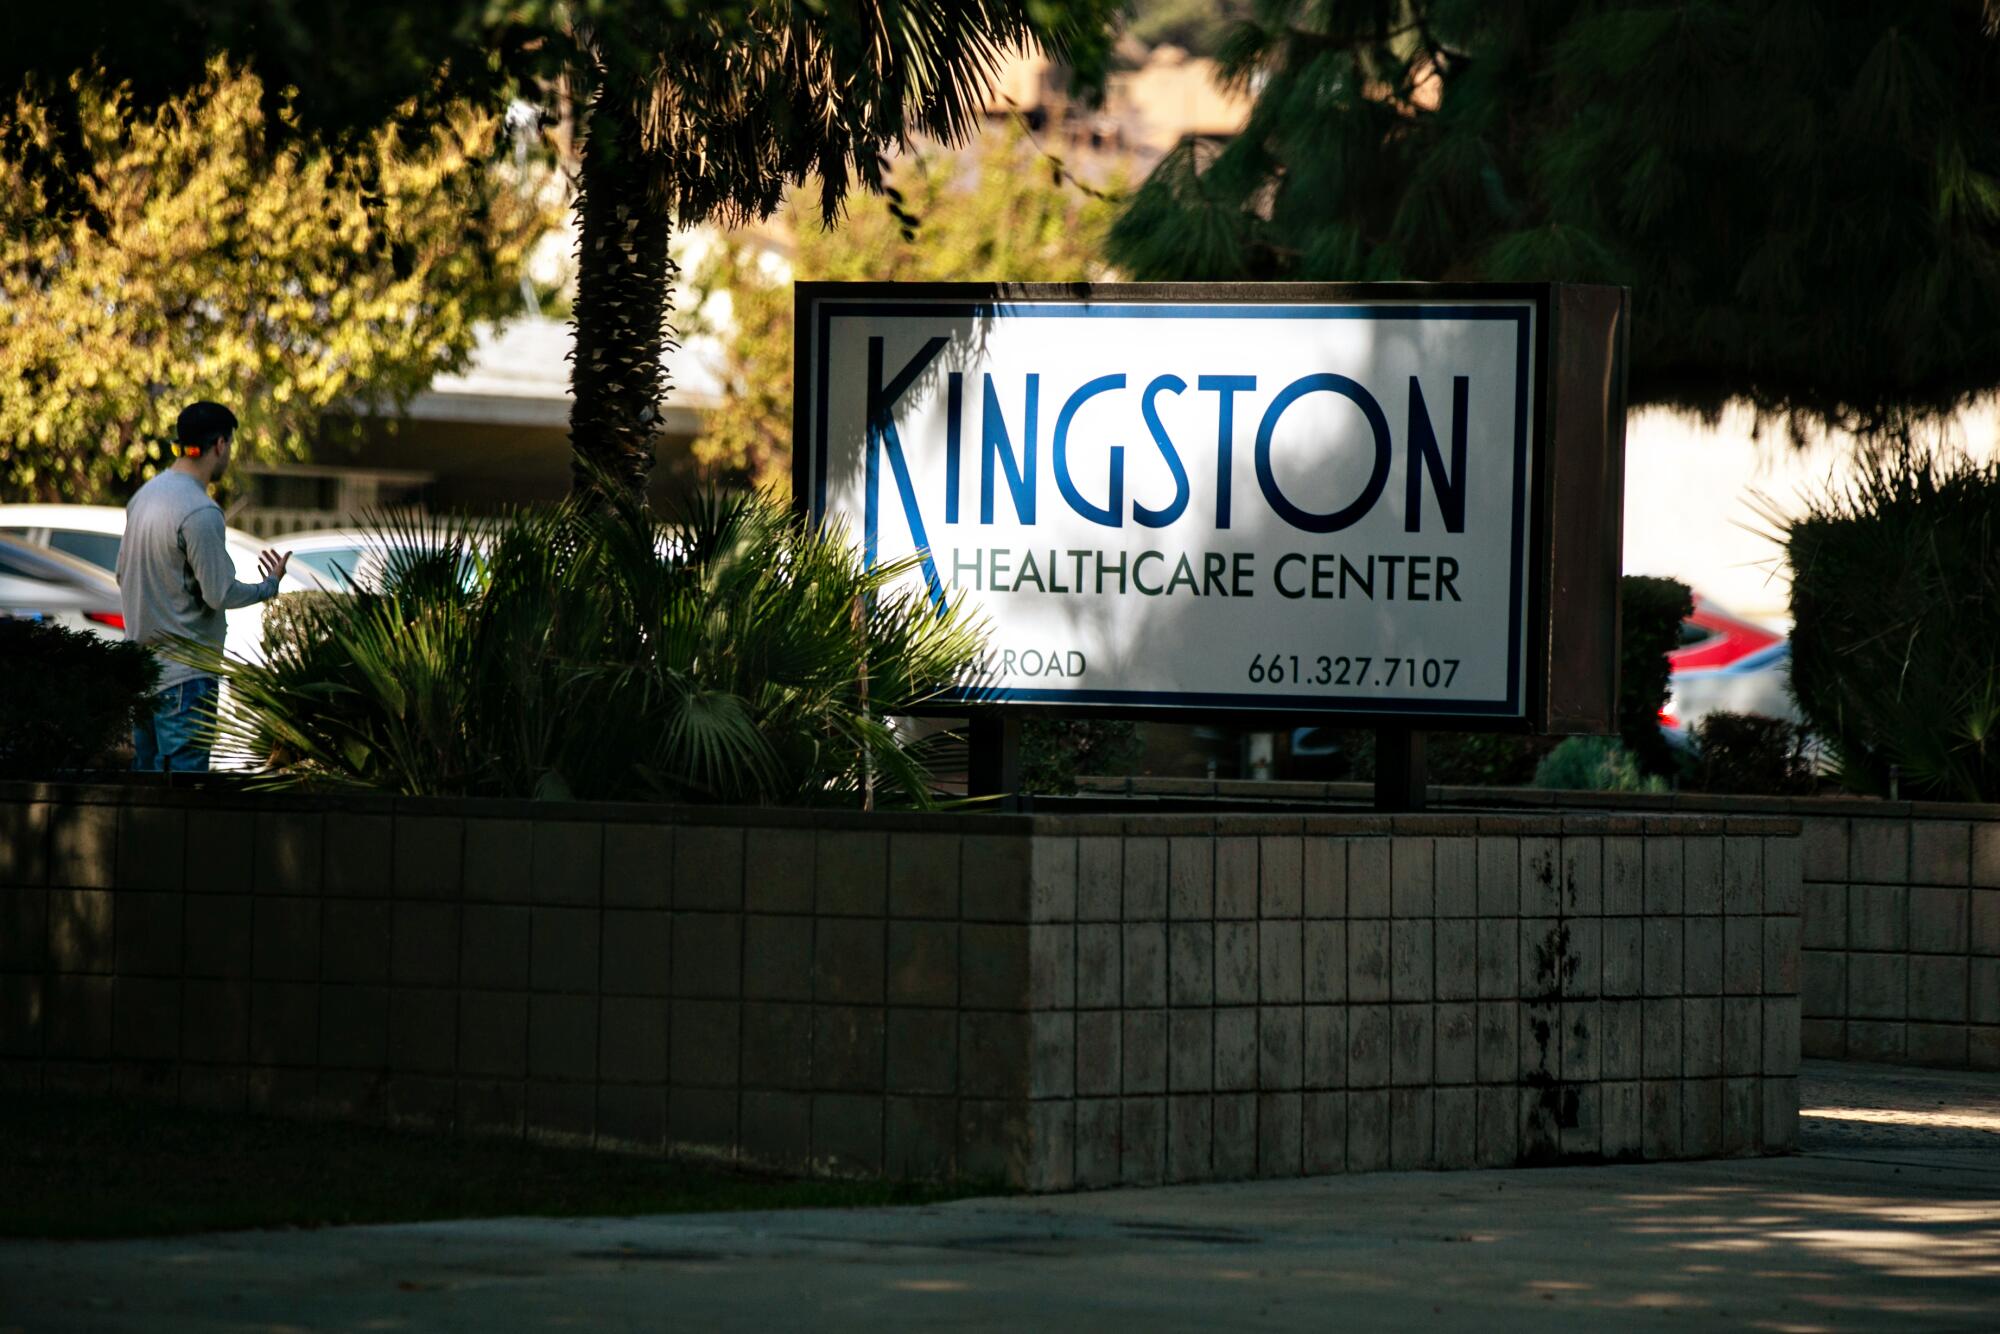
[46, 529, 122, 572]
[291, 548, 368, 588]
[287, 544, 480, 593]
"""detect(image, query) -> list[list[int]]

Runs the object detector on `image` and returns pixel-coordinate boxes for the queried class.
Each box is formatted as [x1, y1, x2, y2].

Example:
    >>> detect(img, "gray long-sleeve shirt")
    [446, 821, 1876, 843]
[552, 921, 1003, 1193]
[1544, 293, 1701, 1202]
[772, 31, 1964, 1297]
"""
[116, 470, 278, 689]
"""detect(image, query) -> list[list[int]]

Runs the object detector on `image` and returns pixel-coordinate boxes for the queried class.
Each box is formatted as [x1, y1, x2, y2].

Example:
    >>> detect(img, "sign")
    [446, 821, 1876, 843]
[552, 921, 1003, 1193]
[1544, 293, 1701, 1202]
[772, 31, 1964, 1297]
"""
[796, 283, 1627, 730]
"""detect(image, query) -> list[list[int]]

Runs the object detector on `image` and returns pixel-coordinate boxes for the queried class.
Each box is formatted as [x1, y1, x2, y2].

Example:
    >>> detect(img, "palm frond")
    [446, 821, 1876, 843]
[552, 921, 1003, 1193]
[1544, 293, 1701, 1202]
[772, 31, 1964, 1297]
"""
[206, 489, 986, 807]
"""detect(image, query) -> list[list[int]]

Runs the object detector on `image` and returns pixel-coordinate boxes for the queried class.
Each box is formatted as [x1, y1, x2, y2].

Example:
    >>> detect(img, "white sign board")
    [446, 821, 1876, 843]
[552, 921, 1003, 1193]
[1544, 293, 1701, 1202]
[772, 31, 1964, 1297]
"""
[797, 285, 1542, 720]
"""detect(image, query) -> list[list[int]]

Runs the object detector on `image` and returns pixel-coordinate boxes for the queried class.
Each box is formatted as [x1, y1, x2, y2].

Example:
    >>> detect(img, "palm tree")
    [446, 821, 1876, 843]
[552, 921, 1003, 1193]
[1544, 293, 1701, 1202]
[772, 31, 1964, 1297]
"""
[562, 3, 1119, 505]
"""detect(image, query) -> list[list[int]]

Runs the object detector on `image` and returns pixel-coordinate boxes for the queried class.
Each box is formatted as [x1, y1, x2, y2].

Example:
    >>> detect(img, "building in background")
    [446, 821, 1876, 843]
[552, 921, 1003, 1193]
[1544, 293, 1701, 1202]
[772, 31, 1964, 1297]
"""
[231, 317, 725, 536]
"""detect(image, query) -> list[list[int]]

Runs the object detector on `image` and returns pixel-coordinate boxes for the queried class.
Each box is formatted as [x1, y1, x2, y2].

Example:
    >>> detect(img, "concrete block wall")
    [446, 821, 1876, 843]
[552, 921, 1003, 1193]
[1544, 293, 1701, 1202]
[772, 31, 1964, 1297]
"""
[0, 786, 1054, 1185]
[1085, 779, 2000, 1071]
[1795, 812, 2000, 1069]
[0, 784, 1801, 1190]
[1019, 812, 1802, 1189]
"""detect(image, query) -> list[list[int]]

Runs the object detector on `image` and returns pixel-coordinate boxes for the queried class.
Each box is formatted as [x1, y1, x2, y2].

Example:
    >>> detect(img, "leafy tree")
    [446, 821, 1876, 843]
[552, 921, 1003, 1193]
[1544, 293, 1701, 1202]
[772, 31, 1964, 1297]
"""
[1, 3, 1125, 505]
[0, 62, 548, 502]
[1126, 0, 1249, 58]
[688, 125, 1122, 491]
[1109, 1, 2000, 439]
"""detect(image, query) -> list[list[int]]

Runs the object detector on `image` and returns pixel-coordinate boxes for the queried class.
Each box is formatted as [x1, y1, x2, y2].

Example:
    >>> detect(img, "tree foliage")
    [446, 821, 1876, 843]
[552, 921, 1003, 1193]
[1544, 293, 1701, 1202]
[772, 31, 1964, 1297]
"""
[0, 3, 1118, 216]
[0, 62, 550, 502]
[1786, 451, 2000, 802]
[1, 3, 1126, 503]
[1126, 0, 1250, 57]
[1109, 1, 2000, 438]
[688, 126, 1122, 491]
[555, 1, 1124, 502]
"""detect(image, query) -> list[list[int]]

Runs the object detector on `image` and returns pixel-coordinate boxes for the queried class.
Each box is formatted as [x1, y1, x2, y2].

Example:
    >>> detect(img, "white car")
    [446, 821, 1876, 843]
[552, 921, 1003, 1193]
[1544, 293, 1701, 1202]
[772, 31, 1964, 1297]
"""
[0, 533, 127, 639]
[265, 528, 386, 591]
[0, 503, 324, 664]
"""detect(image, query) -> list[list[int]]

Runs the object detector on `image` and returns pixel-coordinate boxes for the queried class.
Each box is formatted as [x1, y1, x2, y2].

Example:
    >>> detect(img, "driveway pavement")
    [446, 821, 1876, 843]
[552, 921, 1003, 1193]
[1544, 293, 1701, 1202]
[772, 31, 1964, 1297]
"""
[4, 1060, 1996, 1331]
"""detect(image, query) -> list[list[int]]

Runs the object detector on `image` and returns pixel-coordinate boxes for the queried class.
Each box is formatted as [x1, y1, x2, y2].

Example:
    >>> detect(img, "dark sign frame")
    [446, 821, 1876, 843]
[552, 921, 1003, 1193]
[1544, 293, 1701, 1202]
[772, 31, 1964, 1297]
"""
[793, 280, 1629, 737]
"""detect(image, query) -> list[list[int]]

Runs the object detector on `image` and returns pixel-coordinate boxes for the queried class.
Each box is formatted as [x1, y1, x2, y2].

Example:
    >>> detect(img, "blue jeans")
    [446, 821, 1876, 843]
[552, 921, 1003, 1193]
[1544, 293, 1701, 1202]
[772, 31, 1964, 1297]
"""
[133, 675, 218, 773]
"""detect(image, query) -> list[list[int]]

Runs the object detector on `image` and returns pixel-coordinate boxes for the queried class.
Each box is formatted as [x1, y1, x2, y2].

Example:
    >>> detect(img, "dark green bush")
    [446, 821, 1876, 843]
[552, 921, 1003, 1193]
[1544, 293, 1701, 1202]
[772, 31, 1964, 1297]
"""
[1683, 711, 1816, 796]
[1284, 729, 1553, 786]
[1787, 453, 2000, 801]
[1022, 718, 1142, 794]
[0, 618, 158, 777]
[1619, 575, 1694, 778]
[208, 492, 985, 805]
[1424, 731, 1560, 787]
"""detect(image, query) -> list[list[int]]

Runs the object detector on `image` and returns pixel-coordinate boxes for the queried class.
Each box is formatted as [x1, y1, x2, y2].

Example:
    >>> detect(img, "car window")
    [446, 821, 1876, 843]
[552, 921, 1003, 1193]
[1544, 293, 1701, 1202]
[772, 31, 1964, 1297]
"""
[47, 529, 122, 572]
[292, 549, 367, 588]
[1677, 621, 1717, 648]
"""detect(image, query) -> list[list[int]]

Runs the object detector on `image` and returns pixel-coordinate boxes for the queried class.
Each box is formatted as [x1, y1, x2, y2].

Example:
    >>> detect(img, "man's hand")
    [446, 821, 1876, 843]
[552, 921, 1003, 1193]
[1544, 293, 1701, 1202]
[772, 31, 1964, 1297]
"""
[258, 549, 291, 583]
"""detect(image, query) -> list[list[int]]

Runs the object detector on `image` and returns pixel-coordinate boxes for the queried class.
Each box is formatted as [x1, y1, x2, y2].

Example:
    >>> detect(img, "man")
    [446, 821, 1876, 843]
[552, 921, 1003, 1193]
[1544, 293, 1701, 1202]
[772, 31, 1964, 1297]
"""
[116, 401, 291, 772]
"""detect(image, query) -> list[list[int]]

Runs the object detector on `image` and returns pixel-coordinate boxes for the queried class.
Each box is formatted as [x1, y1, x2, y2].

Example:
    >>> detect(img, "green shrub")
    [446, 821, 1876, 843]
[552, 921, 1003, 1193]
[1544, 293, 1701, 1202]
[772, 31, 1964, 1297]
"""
[1022, 718, 1142, 794]
[1786, 453, 2000, 801]
[1423, 731, 1559, 787]
[1683, 711, 1817, 796]
[1532, 736, 1666, 793]
[207, 492, 985, 805]
[0, 618, 158, 777]
[1619, 575, 1694, 777]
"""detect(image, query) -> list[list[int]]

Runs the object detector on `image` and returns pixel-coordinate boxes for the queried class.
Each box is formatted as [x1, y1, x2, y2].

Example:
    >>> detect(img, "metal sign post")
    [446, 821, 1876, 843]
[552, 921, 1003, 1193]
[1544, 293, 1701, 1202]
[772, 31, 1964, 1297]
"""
[1374, 727, 1427, 812]
[967, 712, 1022, 804]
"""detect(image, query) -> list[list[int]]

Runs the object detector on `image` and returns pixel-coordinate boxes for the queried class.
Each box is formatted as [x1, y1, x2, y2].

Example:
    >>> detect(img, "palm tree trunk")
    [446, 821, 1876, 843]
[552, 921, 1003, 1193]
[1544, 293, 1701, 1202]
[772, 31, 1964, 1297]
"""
[568, 86, 674, 506]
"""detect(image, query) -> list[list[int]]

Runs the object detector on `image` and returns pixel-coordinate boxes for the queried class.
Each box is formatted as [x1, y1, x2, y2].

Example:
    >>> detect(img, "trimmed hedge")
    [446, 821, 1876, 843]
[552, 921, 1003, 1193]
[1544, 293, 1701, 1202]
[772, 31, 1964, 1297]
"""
[1787, 453, 2000, 800]
[1683, 711, 1816, 796]
[0, 618, 158, 777]
[1618, 575, 1694, 777]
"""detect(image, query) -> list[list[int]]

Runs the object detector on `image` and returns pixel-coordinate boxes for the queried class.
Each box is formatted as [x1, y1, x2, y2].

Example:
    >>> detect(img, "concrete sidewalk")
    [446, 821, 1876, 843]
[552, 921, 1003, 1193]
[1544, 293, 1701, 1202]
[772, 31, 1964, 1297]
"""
[5, 1061, 1996, 1331]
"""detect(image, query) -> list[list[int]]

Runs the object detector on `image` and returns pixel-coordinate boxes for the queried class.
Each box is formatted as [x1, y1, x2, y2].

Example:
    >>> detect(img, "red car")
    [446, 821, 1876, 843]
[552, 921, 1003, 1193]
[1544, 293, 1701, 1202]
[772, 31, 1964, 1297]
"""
[1660, 595, 1797, 740]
